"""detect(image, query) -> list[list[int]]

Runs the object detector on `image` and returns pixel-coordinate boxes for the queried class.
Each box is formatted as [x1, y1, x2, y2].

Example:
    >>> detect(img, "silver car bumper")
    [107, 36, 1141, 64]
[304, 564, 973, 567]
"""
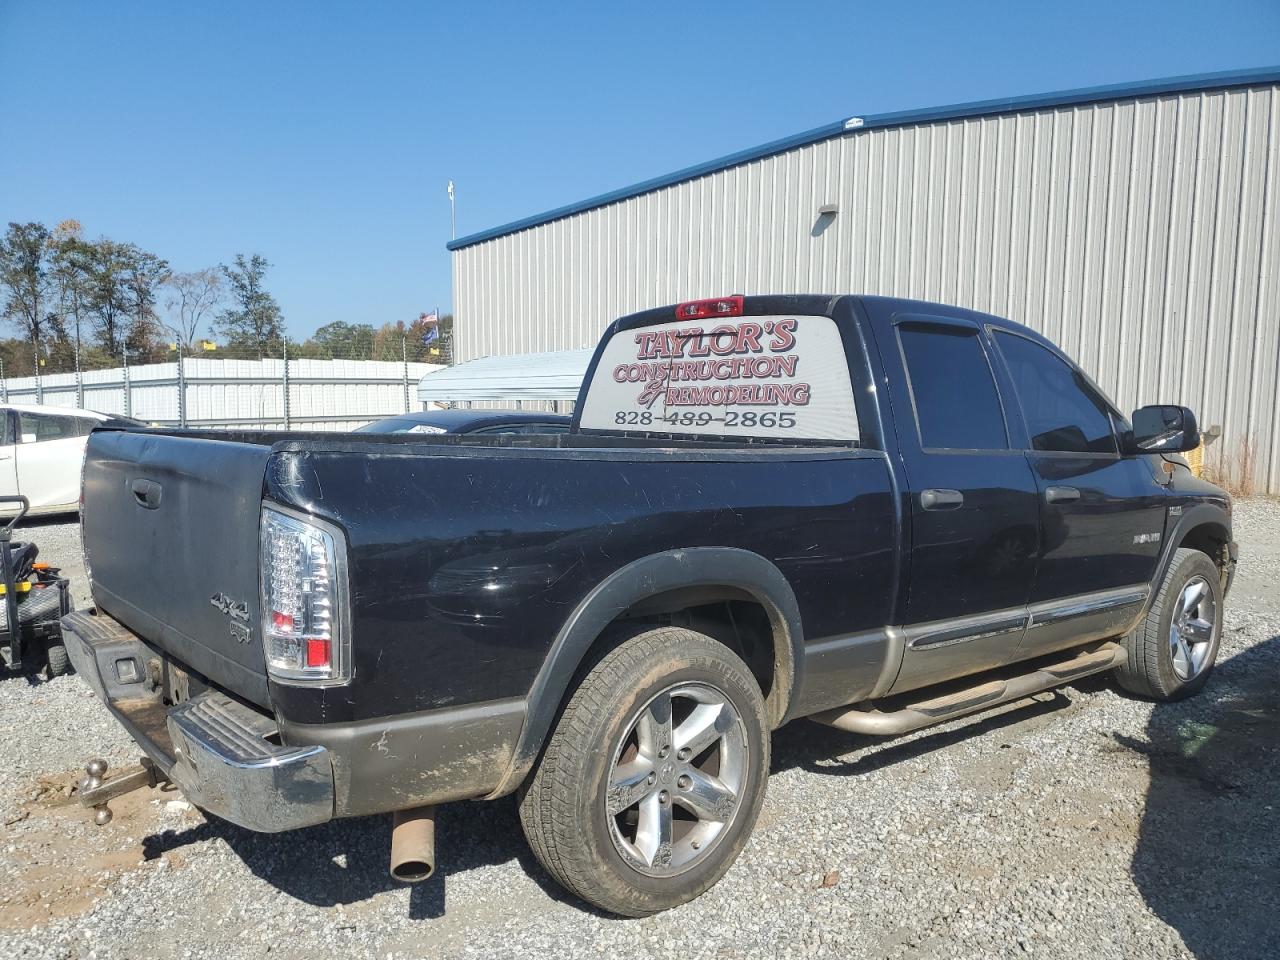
[165, 691, 334, 833]
[62, 609, 335, 833]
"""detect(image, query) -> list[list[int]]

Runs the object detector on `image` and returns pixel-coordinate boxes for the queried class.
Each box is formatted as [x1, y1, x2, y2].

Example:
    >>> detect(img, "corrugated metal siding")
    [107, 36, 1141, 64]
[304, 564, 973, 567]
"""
[454, 83, 1280, 493]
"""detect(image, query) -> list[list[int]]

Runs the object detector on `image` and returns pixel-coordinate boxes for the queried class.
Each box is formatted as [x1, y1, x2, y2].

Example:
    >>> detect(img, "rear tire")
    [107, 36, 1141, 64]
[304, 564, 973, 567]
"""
[1115, 548, 1222, 700]
[518, 625, 769, 916]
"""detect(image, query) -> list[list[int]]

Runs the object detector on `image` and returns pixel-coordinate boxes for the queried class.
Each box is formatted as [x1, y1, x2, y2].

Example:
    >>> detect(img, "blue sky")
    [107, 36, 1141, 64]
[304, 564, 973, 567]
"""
[2, 1, 1278, 340]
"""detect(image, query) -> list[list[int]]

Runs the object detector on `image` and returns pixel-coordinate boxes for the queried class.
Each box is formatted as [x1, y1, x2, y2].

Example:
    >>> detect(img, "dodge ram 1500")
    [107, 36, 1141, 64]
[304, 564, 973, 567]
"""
[63, 294, 1235, 915]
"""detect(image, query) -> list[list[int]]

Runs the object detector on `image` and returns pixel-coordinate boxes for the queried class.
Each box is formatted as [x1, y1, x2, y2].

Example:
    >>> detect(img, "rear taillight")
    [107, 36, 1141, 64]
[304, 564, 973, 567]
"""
[674, 295, 744, 319]
[259, 505, 350, 684]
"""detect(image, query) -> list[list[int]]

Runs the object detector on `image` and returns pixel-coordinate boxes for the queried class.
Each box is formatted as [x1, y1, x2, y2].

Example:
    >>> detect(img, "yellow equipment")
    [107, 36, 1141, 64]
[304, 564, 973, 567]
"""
[1185, 439, 1205, 478]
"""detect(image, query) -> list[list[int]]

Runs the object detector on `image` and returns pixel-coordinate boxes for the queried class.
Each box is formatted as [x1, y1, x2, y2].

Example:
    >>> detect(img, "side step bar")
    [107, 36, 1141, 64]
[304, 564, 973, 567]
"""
[811, 642, 1125, 737]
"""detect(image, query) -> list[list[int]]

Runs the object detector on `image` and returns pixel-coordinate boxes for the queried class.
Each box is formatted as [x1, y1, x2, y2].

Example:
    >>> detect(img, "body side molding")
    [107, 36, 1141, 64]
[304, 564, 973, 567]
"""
[1027, 584, 1150, 628]
[908, 610, 1028, 650]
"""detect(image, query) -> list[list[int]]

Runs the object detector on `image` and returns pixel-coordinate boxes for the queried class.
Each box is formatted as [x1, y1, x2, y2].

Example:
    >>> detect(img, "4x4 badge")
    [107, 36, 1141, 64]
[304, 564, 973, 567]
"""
[210, 592, 250, 623]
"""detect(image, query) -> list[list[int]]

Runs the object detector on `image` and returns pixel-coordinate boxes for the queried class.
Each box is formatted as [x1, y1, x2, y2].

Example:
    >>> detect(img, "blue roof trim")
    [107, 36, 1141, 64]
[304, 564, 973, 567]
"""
[448, 65, 1280, 252]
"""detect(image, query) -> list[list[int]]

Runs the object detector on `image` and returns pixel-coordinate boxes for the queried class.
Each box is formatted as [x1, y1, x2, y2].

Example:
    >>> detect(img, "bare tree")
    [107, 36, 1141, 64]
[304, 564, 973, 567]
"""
[162, 268, 223, 354]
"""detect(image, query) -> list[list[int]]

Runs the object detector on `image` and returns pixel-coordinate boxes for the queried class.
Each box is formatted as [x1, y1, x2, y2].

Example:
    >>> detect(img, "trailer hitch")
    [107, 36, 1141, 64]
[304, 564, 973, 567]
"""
[78, 758, 167, 825]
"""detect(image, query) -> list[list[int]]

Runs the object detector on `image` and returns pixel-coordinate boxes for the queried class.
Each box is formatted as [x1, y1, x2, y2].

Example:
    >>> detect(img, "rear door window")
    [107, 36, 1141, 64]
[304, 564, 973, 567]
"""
[17, 412, 85, 443]
[898, 325, 1009, 450]
[577, 314, 860, 441]
[994, 331, 1118, 455]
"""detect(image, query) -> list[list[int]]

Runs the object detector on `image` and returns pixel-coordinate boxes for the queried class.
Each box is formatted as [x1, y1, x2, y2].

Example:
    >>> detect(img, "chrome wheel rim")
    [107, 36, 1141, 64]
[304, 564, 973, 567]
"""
[1170, 576, 1216, 681]
[605, 681, 748, 877]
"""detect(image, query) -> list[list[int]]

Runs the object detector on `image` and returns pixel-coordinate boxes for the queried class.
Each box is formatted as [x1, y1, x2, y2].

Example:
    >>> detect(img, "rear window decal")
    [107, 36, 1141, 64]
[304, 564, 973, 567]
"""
[579, 315, 859, 441]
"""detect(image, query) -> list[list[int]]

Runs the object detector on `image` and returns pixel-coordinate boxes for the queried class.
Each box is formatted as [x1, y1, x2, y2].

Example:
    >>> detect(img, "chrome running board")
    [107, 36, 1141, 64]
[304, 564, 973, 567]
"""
[811, 642, 1125, 737]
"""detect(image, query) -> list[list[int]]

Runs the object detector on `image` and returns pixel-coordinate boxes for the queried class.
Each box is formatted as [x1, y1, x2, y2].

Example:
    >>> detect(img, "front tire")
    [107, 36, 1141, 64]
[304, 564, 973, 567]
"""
[1115, 548, 1223, 700]
[518, 625, 770, 916]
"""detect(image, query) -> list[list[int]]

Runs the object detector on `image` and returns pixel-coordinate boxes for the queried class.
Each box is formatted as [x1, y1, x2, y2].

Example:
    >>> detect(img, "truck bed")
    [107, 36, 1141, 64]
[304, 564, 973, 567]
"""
[81, 426, 895, 720]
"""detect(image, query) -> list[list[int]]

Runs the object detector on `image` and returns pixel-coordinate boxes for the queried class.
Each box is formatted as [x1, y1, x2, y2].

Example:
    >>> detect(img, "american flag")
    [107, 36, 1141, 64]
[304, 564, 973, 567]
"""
[420, 310, 440, 346]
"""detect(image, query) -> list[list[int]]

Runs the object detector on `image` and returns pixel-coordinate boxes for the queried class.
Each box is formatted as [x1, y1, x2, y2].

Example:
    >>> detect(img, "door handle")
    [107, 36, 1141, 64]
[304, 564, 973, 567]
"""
[1044, 485, 1081, 504]
[130, 478, 163, 510]
[920, 488, 964, 510]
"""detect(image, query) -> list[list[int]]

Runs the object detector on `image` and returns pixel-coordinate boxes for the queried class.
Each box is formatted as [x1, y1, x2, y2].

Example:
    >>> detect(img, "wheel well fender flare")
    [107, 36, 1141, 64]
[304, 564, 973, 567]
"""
[488, 547, 805, 798]
[1147, 502, 1232, 609]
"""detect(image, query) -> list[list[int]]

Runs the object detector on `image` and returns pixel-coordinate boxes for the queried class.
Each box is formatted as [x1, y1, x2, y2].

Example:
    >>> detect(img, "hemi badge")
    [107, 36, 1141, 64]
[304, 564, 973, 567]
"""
[1169, 505, 1183, 517]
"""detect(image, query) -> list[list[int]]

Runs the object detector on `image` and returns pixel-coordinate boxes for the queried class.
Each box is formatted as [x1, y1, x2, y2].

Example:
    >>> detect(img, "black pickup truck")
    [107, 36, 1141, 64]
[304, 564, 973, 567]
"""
[64, 294, 1235, 916]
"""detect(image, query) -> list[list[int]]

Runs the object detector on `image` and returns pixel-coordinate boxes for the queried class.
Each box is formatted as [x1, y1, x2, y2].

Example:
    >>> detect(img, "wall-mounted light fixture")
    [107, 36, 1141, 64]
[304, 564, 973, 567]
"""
[811, 203, 839, 238]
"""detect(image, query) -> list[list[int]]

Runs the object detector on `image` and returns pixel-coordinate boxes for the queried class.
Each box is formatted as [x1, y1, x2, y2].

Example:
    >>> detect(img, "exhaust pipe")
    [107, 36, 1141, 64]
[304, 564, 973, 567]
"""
[389, 806, 436, 882]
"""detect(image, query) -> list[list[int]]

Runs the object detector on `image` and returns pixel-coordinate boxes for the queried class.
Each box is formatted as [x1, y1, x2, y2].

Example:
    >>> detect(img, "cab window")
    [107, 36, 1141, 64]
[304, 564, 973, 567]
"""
[994, 331, 1117, 455]
[898, 325, 1009, 450]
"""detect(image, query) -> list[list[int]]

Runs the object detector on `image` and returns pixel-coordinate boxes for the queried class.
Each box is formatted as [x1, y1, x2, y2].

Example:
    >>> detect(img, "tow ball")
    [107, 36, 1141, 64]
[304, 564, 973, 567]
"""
[78, 758, 166, 825]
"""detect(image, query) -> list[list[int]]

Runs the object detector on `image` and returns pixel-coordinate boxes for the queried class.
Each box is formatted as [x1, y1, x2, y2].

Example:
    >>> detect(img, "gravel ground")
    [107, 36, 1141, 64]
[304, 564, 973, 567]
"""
[0, 503, 1277, 959]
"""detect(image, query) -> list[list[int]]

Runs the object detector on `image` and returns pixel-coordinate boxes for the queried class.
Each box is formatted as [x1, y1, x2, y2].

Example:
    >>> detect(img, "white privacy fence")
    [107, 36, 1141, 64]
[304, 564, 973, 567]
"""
[1, 357, 445, 431]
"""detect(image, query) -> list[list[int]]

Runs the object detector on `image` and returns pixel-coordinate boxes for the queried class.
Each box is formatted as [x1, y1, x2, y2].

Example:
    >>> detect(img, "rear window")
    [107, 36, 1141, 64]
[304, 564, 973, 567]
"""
[577, 315, 859, 441]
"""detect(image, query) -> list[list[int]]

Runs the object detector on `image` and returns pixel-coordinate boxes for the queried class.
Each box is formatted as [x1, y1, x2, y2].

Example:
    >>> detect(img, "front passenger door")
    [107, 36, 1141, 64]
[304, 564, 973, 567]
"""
[991, 330, 1167, 659]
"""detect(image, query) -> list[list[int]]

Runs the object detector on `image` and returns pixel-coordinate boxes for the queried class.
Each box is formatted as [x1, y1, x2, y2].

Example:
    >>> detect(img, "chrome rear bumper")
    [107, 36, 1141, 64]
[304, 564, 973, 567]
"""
[61, 609, 334, 832]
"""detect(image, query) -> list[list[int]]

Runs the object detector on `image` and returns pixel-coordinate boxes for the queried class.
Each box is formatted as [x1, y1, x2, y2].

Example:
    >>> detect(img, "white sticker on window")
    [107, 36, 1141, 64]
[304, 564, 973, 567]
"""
[577, 315, 860, 440]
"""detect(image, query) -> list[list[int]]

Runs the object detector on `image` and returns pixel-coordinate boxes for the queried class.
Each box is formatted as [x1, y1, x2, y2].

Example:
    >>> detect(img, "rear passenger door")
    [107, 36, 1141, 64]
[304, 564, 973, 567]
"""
[882, 316, 1042, 692]
[990, 329, 1167, 659]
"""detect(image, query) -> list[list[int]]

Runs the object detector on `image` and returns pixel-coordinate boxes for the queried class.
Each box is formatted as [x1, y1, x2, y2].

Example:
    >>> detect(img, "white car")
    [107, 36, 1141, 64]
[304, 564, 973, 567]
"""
[0, 404, 143, 517]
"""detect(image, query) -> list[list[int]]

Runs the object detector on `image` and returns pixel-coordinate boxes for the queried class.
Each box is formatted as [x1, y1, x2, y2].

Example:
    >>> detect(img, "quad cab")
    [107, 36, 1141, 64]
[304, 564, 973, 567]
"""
[63, 295, 1235, 915]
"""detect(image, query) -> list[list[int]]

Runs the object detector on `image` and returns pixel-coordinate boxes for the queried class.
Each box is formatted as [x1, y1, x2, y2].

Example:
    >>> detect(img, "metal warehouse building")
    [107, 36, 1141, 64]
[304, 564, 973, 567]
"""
[448, 67, 1280, 493]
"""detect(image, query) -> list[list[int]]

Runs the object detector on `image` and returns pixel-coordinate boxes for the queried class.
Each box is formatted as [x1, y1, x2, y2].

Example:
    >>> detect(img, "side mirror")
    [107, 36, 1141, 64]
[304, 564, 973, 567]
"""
[1126, 405, 1200, 454]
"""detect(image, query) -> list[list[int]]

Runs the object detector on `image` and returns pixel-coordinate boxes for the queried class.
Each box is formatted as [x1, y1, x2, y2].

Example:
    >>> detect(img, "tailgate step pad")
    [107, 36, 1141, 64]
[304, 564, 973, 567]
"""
[166, 690, 334, 831]
[169, 692, 281, 761]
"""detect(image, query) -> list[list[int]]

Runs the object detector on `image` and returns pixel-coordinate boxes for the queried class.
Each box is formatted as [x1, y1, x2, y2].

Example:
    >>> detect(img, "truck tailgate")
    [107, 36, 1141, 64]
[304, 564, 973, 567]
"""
[82, 429, 274, 707]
